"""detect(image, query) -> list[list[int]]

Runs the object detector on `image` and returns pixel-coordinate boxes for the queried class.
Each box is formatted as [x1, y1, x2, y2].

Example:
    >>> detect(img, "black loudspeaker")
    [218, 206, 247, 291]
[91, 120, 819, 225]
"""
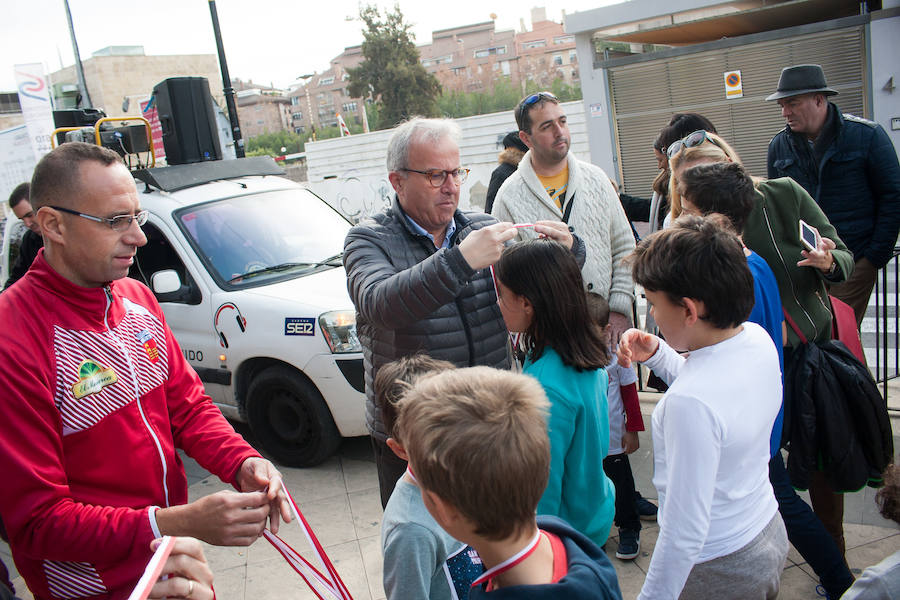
[152, 77, 222, 165]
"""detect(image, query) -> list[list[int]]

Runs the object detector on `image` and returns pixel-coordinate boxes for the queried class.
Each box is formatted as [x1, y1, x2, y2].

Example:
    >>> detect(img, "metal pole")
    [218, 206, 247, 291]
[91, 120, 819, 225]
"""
[208, 0, 244, 157]
[63, 0, 92, 107]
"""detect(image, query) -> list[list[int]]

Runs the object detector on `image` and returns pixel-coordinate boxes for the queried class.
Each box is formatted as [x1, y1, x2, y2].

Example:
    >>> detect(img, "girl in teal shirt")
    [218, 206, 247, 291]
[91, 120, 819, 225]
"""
[495, 240, 616, 547]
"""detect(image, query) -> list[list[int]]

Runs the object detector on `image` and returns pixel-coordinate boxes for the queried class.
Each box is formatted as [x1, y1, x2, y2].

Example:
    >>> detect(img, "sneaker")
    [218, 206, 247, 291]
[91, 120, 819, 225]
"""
[616, 529, 640, 560]
[636, 492, 658, 521]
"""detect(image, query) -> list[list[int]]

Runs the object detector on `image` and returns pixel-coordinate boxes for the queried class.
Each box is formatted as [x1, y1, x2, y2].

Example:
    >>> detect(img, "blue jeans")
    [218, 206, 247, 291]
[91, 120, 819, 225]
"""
[769, 452, 854, 598]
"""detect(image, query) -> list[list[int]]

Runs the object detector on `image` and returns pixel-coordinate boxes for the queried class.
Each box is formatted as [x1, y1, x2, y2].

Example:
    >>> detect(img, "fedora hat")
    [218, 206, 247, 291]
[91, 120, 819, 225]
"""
[766, 64, 838, 101]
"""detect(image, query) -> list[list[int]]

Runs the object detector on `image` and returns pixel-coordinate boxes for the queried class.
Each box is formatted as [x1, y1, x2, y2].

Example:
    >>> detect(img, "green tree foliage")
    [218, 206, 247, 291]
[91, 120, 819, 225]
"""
[437, 78, 581, 119]
[347, 4, 440, 129]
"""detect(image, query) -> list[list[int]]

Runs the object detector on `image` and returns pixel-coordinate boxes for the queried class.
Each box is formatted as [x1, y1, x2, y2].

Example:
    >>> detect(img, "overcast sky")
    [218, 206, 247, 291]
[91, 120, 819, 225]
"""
[2, 0, 618, 93]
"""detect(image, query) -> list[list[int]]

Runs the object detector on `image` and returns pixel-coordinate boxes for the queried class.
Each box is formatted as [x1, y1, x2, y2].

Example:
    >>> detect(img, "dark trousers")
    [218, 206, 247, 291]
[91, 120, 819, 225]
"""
[769, 453, 853, 598]
[372, 436, 408, 509]
[829, 257, 877, 326]
[602, 453, 641, 532]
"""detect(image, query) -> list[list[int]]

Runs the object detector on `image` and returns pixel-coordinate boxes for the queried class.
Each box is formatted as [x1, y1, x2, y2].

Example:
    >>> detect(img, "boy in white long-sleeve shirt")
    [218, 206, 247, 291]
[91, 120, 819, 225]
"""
[618, 215, 788, 600]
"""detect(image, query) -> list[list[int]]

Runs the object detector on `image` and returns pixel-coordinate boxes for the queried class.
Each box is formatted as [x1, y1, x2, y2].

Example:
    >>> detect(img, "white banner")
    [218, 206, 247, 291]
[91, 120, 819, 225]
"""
[14, 63, 55, 161]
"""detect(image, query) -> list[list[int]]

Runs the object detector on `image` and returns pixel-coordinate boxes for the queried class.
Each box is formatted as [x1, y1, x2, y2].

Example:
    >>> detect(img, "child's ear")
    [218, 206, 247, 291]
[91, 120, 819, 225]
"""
[682, 297, 702, 326]
[422, 488, 459, 528]
[522, 295, 533, 315]
[385, 437, 409, 461]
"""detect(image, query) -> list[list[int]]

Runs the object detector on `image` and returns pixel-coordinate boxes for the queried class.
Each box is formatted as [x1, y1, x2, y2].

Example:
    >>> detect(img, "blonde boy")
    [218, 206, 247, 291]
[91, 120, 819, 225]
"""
[396, 366, 622, 599]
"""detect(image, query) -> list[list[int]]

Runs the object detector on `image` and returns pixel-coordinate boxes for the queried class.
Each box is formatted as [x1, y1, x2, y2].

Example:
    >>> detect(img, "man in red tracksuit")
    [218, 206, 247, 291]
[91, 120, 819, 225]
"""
[0, 142, 291, 600]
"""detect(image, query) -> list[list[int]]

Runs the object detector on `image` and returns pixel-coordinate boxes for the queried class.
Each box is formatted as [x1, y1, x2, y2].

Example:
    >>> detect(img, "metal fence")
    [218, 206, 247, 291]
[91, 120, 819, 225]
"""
[872, 247, 900, 408]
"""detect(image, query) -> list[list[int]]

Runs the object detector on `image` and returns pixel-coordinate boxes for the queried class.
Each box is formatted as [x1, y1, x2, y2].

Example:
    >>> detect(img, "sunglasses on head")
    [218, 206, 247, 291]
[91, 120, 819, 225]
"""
[666, 130, 718, 158]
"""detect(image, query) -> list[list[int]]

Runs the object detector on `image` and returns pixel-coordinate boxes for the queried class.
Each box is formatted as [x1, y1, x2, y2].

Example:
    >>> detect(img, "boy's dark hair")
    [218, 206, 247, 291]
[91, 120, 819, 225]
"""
[396, 366, 550, 541]
[678, 162, 756, 234]
[373, 354, 454, 440]
[496, 240, 610, 370]
[7, 182, 30, 210]
[586, 292, 610, 329]
[628, 215, 754, 329]
[514, 92, 560, 133]
[30, 142, 121, 211]
[876, 463, 900, 524]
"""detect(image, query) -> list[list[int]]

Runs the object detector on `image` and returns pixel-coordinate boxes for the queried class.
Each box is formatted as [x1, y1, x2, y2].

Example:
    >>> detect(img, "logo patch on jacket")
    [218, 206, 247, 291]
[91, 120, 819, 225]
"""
[71, 360, 118, 399]
[136, 329, 160, 363]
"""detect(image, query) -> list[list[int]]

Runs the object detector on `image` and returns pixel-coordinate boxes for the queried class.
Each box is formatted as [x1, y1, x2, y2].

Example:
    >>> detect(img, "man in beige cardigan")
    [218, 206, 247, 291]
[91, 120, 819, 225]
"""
[491, 92, 635, 340]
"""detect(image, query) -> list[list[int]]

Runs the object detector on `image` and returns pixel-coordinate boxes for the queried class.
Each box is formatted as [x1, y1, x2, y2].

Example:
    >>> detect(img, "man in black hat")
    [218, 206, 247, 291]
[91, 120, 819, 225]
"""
[767, 63, 900, 326]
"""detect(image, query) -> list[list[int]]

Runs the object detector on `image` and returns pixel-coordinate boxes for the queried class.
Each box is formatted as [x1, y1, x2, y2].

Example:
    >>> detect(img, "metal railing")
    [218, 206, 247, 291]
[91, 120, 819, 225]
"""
[873, 246, 900, 409]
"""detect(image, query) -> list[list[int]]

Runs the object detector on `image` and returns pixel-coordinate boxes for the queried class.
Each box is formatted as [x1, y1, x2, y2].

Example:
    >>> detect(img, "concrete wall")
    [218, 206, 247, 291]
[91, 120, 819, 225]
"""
[573, 33, 616, 177]
[869, 10, 900, 153]
[303, 101, 591, 222]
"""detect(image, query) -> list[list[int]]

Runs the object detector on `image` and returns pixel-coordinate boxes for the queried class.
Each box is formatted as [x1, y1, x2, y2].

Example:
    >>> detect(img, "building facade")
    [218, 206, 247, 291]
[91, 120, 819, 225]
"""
[288, 7, 579, 134]
[48, 46, 224, 119]
[233, 79, 292, 139]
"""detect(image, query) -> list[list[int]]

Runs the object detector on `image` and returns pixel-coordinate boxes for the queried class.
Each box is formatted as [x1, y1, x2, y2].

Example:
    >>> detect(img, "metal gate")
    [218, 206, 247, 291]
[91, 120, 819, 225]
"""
[606, 25, 867, 197]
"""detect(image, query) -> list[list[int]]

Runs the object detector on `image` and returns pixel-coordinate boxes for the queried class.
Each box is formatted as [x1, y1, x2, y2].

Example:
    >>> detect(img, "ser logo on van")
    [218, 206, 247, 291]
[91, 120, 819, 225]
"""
[285, 317, 316, 336]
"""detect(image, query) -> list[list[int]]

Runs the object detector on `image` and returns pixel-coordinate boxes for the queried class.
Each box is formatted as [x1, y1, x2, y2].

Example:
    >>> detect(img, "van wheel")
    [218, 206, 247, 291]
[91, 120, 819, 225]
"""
[246, 366, 341, 467]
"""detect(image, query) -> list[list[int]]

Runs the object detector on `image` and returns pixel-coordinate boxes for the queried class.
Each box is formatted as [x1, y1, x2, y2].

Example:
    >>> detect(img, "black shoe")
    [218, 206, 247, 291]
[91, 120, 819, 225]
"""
[635, 492, 658, 521]
[616, 529, 640, 560]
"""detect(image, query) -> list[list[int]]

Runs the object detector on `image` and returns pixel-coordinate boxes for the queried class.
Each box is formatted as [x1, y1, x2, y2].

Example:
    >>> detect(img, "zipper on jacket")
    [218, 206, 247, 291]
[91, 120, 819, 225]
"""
[761, 205, 818, 339]
[105, 286, 171, 507]
[414, 226, 477, 367]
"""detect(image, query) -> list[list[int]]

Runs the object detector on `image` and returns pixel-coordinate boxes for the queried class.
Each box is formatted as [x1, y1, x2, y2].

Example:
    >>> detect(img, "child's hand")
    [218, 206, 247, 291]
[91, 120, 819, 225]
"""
[622, 431, 639, 454]
[617, 329, 660, 367]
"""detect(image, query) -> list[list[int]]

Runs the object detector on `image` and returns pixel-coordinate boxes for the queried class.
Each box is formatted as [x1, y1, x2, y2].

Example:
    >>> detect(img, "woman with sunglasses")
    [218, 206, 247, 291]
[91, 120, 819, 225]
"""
[666, 129, 856, 599]
[647, 114, 718, 233]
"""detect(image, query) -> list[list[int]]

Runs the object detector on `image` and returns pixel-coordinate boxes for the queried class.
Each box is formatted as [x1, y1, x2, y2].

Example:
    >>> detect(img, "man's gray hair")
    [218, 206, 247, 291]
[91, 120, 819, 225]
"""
[386, 117, 462, 173]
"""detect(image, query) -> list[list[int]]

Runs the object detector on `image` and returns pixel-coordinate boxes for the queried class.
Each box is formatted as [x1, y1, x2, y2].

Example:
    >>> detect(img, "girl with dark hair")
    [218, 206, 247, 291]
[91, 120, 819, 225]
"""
[494, 239, 615, 548]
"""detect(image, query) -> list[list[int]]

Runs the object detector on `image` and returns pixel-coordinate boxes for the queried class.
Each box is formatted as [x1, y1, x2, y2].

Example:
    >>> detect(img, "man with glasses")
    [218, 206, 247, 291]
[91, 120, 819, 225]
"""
[344, 118, 584, 507]
[3, 182, 43, 290]
[491, 92, 635, 341]
[0, 142, 292, 599]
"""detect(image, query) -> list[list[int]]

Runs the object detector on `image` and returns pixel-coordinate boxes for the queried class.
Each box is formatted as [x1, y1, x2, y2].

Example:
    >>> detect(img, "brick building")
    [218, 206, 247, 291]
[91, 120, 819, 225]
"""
[288, 6, 578, 134]
[233, 78, 292, 139]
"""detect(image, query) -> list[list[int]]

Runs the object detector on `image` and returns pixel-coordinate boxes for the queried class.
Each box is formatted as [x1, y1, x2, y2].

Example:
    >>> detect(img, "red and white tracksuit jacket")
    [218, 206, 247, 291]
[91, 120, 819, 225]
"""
[0, 252, 260, 599]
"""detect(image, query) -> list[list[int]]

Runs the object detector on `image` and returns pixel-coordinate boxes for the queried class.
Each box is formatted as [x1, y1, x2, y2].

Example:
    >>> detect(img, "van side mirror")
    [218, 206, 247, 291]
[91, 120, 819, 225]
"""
[151, 269, 182, 294]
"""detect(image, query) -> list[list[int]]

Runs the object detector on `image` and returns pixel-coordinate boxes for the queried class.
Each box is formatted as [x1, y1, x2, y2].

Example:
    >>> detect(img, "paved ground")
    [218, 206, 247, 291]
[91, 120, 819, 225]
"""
[3, 390, 899, 600]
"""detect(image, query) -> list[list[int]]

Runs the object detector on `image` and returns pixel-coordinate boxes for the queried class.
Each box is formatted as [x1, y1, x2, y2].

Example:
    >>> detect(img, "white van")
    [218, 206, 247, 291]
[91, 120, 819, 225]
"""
[3, 158, 366, 467]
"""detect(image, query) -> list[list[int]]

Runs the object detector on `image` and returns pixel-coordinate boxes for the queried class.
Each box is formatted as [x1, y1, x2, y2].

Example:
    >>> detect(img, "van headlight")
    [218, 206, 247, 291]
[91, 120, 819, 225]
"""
[318, 310, 361, 353]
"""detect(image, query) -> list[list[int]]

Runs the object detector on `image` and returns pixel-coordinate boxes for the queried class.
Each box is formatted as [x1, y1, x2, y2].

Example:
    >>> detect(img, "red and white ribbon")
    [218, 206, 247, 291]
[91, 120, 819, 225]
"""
[263, 483, 353, 600]
[470, 529, 541, 589]
[127, 535, 176, 600]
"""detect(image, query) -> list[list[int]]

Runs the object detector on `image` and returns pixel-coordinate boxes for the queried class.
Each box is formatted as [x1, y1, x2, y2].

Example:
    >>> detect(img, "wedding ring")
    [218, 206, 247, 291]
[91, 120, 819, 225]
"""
[186, 579, 194, 598]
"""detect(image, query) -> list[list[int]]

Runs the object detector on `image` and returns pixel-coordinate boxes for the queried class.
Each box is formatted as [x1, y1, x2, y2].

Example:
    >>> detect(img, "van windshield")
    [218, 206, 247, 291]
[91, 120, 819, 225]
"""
[176, 188, 350, 288]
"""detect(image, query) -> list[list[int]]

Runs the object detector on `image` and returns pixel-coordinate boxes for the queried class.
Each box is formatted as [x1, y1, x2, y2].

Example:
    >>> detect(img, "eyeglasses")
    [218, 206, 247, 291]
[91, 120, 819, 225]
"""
[401, 168, 470, 188]
[50, 205, 149, 231]
[519, 91, 558, 112]
[666, 130, 720, 158]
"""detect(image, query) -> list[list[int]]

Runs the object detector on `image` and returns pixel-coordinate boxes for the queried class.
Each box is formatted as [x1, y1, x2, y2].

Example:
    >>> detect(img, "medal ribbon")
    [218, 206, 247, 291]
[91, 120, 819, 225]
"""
[470, 529, 542, 588]
[262, 483, 353, 600]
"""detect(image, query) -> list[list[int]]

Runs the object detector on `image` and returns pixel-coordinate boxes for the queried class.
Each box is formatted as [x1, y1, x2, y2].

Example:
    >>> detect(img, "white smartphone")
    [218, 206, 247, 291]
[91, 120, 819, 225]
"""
[799, 219, 820, 252]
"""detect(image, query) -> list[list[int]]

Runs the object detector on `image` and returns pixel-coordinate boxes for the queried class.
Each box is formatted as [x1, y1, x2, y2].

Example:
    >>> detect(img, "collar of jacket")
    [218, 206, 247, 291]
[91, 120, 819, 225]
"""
[391, 194, 474, 245]
[25, 248, 123, 328]
[498, 147, 525, 167]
